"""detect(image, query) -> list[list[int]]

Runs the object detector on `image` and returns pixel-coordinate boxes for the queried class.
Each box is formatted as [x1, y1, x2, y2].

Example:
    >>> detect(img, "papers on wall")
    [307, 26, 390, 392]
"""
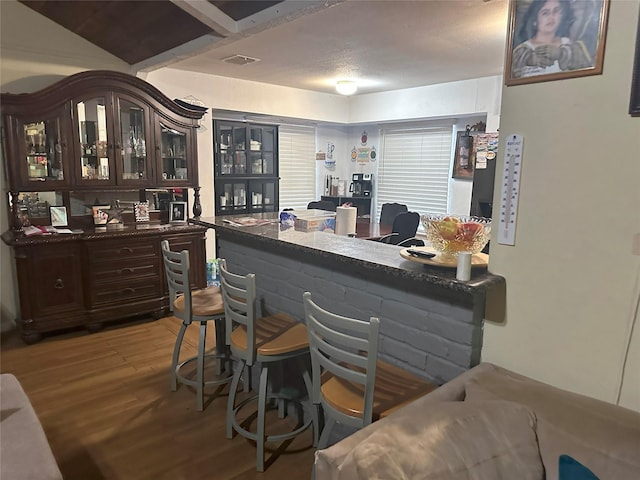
[474, 132, 499, 170]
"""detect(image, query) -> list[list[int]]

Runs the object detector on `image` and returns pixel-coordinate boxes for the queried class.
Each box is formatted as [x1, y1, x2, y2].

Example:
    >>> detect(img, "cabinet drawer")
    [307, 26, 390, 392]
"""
[87, 239, 158, 263]
[92, 257, 159, 283]
[90, 278, 162, 306]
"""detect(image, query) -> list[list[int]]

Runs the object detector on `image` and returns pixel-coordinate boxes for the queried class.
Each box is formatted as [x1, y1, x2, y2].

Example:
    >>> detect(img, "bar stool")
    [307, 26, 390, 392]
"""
[303, 291, 437, 448]
[219, 259, 318, 471]
[161, 240, 231, 411]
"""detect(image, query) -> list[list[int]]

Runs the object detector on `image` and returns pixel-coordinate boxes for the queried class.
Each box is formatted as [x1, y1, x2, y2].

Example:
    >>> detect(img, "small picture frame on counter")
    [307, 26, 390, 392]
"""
[134, 201, 150, 223]
[50, 206, 68, 227]
[92, 205, 110, 226]
[169, 202, 187, 223]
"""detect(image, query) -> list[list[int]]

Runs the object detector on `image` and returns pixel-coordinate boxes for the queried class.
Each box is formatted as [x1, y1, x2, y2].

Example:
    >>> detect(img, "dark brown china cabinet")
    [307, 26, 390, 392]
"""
[1, 71, 207, 343]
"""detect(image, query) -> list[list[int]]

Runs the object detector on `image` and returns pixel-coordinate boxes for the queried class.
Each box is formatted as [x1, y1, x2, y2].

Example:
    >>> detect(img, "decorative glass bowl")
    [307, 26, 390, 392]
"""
[421, 214, 491, 257]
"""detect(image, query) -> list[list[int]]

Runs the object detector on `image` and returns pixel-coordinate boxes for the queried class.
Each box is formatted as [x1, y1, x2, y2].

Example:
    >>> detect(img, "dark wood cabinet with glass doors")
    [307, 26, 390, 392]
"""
[1, 70, 207, 343]
[213, 120, 279, 215]
[2, 70, 204, 229]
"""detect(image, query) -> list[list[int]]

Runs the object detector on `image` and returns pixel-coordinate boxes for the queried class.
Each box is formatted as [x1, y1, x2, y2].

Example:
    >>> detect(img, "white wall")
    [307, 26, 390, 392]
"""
[147, 70, 501, 226]
[483, 0, 640, 411]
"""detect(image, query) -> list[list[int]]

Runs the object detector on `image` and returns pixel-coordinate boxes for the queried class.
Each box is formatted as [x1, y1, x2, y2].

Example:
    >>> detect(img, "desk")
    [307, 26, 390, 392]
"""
[355, 221, 392, 240]
[321, 196, 371, 217]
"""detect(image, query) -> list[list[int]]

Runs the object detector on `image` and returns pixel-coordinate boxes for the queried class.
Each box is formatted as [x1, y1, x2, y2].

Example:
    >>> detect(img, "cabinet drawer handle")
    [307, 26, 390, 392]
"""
[120, 247, 134, 254]
[123, 288, 135, 294]
[119, 267, 134, 274]
[54, 278, 64, 289]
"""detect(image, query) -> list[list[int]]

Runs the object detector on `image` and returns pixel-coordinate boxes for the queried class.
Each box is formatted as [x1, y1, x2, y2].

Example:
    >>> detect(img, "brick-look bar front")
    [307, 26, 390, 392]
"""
[192, 214, 504, 386]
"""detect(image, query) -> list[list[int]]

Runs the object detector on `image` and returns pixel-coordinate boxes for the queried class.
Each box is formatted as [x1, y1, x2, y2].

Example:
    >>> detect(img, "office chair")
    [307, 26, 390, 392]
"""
[376, 211, 424, 247]
[302, 292, 436, 449]
[219, 259, 318, 471]
[161, 240, 231, 411]
[379, 202, 408, 226]
[307, 200, 336, 212]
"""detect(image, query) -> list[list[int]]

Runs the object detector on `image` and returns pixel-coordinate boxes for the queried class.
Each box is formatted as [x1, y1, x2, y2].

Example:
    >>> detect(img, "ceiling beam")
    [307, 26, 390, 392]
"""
[132, 34, 224, 73]
[170, 0, 238, 35]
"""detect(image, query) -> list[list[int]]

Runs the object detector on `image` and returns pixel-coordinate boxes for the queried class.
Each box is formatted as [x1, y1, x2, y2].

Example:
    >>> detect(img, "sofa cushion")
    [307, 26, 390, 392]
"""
[325, 400, 544, 480]
[0, 374, 63, 480]
[464, 366, 640, 480]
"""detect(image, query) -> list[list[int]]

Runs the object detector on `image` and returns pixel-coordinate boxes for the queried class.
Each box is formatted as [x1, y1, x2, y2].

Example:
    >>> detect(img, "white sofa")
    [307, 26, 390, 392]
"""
[0, 374, 63, 480]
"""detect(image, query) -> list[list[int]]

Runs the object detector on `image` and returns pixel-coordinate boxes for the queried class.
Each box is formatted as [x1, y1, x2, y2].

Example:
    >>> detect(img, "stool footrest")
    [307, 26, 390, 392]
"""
[231, 393, 313, 443]
[175, 352, 232, 388]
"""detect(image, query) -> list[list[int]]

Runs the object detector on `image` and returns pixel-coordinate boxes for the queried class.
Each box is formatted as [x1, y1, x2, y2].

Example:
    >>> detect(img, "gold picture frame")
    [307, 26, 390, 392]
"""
[505, 0, 610, 86]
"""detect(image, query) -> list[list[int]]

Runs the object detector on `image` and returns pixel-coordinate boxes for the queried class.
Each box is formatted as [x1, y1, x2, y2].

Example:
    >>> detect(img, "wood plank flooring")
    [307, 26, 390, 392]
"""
[0, 316, 316, 479]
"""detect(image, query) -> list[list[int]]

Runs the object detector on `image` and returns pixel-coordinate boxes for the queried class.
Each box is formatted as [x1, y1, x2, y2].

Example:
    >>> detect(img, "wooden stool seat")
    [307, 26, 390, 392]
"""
[230, 313, 309, 356]
[321, 359, 437, 420]
[173, 286, 224, 317]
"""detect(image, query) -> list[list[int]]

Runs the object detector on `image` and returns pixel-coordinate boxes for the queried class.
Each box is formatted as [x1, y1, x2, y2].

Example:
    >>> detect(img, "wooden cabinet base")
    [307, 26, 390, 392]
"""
[3, 225, 206, 343]
[21, 331, 43, 345]
[85, 323, 104, 334]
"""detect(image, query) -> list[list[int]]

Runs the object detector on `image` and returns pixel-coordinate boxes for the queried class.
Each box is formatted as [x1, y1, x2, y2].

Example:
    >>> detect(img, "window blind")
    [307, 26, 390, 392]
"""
[278, 124, 317, 210]
[377, 122, 453, 223]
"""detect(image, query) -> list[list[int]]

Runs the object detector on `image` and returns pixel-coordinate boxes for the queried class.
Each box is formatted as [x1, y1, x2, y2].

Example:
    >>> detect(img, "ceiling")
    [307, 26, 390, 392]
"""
[19, 0, 510, 96]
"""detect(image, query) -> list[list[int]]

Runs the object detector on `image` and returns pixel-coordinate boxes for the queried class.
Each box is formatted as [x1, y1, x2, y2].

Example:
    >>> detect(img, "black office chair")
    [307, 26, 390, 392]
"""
[307, 200, 336, 212]
[375, 211, 424, 247]
[379, 203, 408, 226]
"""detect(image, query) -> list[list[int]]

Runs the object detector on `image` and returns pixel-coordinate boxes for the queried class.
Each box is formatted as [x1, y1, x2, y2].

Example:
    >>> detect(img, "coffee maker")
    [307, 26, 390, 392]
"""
[349, 173, 373, 197]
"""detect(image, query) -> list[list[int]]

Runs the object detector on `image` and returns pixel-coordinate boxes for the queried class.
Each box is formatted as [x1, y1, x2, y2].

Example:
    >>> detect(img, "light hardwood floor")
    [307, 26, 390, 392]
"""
[0, 316, 316, 479]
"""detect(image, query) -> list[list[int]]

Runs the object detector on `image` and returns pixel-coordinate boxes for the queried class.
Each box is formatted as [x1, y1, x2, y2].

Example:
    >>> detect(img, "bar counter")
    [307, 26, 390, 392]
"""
[191, 212, 505, 384]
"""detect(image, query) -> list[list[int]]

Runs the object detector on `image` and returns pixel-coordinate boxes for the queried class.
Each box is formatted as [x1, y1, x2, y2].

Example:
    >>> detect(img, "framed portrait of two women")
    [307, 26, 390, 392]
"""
[505, 0, 610, 86]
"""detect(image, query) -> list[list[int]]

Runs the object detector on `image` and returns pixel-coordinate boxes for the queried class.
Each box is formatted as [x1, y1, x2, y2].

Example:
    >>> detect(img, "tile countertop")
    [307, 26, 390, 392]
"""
[190, 213, 505, 299]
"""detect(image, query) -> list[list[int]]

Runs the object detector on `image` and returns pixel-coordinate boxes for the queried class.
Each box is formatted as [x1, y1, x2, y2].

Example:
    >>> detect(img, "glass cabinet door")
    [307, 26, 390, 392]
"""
[216, 181, 248, 213]
[250, 126, 276, 175]
[249, 179, 278, 213]
[18, 108, 68, 186]
[116, 96, 149, 185]
[75, 96, 112, 184]
[157, 118, 193, 185]
[218, 124, 247, 175]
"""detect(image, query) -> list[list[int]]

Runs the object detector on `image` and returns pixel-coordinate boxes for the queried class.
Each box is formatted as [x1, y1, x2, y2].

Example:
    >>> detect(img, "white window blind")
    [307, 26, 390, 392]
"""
[377, 122, 453, 222]
[278, 124, 317, 210]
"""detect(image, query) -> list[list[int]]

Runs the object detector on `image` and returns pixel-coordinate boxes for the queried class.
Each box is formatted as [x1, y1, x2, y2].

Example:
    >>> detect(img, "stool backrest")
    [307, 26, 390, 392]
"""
[161, 240, 192, 322]
[302, 291, 380, 427]
[219, 259, 258, 366]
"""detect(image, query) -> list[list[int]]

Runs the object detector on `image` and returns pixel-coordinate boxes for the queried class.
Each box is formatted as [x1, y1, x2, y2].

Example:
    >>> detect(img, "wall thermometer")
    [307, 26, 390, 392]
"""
[498, 134, 523, 246]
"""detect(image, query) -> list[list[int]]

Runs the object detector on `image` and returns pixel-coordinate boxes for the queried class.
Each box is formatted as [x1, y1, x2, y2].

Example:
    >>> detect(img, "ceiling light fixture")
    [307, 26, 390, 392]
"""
[335, 80, 357, 96]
